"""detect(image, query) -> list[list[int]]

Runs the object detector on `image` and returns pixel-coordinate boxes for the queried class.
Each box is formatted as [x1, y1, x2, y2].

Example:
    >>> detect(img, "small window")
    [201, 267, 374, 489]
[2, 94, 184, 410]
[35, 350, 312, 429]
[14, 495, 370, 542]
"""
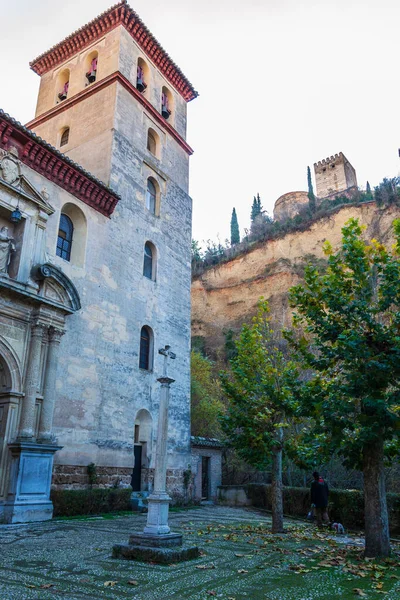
[161, 92, 171, 119]
[146, 179, 157, 214]
[139, 326, 153, 370]
[137, 65, 147, 92]
[58, 81, 69, 102]
[86, 56, 98, 84]
[56, 214, 73, 261]
[147, 130, 157, 155]
[60, 128, 70, 147]
[137, 58, 150, 94]
[143, 242, 156, 280]
[56, 68, 70, 104]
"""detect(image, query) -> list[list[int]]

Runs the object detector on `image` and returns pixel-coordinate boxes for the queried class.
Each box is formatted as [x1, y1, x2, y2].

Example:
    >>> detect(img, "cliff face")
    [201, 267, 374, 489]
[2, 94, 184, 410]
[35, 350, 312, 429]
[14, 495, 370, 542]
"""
[191, 203, 400, 357]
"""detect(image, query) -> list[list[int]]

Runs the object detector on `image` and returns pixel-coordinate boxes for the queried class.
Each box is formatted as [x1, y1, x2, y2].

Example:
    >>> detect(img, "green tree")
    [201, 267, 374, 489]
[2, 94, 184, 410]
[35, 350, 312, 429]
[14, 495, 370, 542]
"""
[287, 218, 400, 557]
[220, 301, 299, 532]
[374, 177, 400, 206]
[307, 166, 316, 212]
[191, 350, 225, 438]
[366, 181, 372, 195]
[251, 194, 262, 222]
[230, 207, 240, 245]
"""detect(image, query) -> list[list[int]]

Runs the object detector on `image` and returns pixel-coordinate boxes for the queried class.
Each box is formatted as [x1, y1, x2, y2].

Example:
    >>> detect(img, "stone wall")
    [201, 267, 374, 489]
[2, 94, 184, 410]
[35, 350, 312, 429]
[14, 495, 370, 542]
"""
[191, 202, 400, 357]
[52, 465, 132, 489]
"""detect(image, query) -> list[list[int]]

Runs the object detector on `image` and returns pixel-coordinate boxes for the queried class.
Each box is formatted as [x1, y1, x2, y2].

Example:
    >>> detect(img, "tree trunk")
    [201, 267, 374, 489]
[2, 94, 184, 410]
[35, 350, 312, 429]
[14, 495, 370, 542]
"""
[271, 442, 284, 533]
[363, 438, 391, 558]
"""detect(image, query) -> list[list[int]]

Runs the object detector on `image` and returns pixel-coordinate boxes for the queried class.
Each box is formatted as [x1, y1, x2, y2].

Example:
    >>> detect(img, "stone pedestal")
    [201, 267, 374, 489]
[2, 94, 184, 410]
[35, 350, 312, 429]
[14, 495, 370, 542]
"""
[3, 442, 61, 523]
[113, 348, 199, 563]
[112, 531, 199, 564]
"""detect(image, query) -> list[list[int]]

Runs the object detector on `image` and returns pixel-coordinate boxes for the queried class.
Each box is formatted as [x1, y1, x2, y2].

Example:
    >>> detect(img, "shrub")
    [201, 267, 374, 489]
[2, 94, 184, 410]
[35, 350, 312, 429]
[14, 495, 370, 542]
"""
[51, 488, 132, 517]
[246, 485, 400, 533]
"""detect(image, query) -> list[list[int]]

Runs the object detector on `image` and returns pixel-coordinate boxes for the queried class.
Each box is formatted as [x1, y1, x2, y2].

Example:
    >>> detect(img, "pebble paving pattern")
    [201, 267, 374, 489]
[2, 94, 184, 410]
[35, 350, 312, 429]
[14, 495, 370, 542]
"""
[0, 506, 399, 599]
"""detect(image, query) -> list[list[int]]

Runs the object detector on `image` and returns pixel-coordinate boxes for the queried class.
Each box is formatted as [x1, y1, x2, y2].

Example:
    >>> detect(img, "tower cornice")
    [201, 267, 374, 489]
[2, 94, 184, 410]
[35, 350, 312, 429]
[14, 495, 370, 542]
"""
[29, 1, 198, 103]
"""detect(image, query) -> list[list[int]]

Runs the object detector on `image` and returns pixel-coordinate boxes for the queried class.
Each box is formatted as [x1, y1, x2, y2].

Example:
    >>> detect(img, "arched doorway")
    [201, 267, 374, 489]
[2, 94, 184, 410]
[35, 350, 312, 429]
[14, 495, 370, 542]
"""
[0, 345, 22, 503]
[131, 409, 152, 492]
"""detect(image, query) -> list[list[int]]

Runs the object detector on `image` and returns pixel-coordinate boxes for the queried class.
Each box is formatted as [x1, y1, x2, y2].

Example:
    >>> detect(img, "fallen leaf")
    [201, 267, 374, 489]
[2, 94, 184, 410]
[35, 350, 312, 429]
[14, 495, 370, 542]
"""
[40, 584, 54, 589]
[206, 591, 217, 597]
[353, 589, 367, 597]
[195, 564, 216, 570]
[26, 585, 36, 589]
[127, 580, 138, 586]
[237, 569, 248, 574]
[104, 581, 118, 587]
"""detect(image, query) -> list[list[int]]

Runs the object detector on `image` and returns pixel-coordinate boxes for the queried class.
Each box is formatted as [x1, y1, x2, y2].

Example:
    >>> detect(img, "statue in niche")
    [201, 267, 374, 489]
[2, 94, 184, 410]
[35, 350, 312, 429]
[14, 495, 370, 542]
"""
[0, 227, 16, 276]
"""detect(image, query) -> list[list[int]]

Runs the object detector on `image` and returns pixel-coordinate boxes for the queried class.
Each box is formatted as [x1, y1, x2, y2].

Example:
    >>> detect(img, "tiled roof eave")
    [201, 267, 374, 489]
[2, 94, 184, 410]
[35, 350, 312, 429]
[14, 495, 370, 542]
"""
[30, 1, 198, 103]
[0, 109, 120, 217]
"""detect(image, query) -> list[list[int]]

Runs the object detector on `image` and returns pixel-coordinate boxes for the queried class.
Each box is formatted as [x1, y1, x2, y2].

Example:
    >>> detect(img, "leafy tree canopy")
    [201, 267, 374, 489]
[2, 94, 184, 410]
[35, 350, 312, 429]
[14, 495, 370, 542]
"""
[220, 300, 300, 470]
[191, 350, 225, 438]
[287, 218, 400, 468]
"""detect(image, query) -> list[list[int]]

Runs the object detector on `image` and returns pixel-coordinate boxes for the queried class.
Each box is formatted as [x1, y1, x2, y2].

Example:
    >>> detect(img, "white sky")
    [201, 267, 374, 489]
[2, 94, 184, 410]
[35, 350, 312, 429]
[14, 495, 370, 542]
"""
[1, 0, 400, 246]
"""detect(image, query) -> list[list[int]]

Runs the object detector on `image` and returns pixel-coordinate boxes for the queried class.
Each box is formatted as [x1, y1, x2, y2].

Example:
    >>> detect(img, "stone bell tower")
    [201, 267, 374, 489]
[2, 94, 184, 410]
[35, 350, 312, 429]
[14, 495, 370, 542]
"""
[18, 1, 199, 506]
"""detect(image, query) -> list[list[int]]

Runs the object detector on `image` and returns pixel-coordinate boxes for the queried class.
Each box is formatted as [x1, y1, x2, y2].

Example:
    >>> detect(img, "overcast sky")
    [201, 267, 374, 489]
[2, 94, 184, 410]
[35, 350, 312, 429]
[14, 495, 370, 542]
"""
[1, 0, 400, 245]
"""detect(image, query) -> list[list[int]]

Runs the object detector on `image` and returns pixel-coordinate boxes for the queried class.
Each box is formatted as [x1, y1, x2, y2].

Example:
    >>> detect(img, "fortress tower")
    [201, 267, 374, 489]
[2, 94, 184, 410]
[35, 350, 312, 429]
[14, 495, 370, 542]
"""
[314, 152, 357, 200]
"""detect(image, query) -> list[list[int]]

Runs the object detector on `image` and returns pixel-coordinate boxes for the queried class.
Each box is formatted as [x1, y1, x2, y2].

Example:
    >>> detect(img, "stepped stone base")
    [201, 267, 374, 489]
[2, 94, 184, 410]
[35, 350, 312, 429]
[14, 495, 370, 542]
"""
[112, 532, 199, 564]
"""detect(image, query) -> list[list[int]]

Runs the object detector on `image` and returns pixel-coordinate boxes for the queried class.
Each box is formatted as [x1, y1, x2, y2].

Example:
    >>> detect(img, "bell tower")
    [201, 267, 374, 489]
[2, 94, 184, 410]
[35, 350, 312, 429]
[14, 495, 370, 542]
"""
[22, 2, 199, 495]
[26, 0, 198, 187]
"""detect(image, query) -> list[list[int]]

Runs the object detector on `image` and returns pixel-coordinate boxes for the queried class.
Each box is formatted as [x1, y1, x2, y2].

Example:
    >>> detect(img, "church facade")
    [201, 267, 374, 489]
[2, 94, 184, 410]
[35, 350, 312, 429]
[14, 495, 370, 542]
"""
[0, 1, 198, 523]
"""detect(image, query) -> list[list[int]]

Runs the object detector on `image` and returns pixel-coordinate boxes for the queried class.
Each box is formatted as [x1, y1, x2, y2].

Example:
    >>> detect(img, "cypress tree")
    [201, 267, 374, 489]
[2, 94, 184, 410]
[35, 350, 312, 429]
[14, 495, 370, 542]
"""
[250, 197, 258, 222]
[230, 207, 240, 245]
[307, 166, 316, 212]
[366, 181, 371, 194]
[251, 194, 262, 222]
[256, 193, 263, 215]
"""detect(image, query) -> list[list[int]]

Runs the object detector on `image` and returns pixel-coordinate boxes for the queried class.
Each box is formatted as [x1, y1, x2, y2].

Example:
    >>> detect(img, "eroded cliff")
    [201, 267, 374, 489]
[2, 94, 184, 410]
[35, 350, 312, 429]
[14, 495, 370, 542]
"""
[191, 203, 400, 357]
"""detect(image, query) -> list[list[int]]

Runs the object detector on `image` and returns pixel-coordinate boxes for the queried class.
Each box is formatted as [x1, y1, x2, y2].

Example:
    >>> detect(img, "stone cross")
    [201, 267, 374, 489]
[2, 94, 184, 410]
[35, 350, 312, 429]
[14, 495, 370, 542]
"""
[143, 345, 175, 536]
[159, 344, 176, 379]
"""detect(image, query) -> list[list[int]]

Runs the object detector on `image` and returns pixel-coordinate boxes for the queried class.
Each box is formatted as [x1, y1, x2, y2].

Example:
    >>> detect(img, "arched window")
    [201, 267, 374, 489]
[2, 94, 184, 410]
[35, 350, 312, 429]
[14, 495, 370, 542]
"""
[137, 57, 149, 93]
[143, 242, 156, 280]
[147, 130, 157, 156]
[139, 326, 153, 370]
[60, 127, 70, 147]
[56, 214, 73, 261]
[145, 178, 157, 214]
[56, 69, 70, 103]
[161, 86, 173, 120]
[85, 50, 98, 85]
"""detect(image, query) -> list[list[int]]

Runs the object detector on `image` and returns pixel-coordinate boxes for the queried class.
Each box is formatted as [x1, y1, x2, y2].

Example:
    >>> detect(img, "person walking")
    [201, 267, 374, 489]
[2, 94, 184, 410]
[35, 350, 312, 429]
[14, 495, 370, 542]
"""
[310, 471, 329, 529]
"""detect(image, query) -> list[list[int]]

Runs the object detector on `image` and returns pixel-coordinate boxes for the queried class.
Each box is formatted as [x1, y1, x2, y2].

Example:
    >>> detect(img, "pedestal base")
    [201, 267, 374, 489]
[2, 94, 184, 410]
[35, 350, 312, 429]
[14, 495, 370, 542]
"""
[129, 532, 183, 547]
[112, 531, 199, 563]
[3, 442, 61, 524]
[112, 543, 199, 564]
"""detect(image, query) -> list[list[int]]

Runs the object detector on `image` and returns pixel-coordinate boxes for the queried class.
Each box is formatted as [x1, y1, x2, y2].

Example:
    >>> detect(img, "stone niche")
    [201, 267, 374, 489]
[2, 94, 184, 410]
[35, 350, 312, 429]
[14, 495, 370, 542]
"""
[0, 205, 25, 280]
[273, 191, 309, 221]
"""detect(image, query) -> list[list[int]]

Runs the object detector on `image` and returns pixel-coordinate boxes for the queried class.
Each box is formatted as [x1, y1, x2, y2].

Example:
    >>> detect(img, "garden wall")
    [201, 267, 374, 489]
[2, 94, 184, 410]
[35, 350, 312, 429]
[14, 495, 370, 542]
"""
[218, 484, 400, 534]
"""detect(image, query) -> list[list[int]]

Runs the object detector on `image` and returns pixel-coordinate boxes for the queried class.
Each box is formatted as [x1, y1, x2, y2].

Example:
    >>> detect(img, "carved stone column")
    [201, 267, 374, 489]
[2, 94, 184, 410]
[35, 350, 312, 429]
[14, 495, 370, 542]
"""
[38, 327, 64, 441]
[18, 322, 45, 439]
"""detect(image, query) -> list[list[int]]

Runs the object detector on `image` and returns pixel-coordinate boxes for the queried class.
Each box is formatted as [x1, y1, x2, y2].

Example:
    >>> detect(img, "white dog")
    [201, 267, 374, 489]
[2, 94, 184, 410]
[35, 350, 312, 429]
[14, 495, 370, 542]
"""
[331, 522, 345, 534]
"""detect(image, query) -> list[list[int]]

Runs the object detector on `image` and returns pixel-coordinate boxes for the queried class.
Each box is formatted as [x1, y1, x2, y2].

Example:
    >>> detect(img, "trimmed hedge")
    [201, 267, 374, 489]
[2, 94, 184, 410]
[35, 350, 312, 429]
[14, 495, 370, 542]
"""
[51, 488, 132, 517]
[246, 484, 400, 534]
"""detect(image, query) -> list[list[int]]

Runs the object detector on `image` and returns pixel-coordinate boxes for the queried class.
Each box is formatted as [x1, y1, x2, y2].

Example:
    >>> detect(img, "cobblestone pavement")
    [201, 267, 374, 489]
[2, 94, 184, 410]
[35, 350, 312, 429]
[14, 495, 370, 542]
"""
[0, 506, 399, 600]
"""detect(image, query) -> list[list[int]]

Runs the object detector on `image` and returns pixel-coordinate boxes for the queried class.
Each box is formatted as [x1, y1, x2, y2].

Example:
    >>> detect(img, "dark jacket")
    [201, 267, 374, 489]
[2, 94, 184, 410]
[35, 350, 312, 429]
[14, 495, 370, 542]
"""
[311, 478, 329, 508]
